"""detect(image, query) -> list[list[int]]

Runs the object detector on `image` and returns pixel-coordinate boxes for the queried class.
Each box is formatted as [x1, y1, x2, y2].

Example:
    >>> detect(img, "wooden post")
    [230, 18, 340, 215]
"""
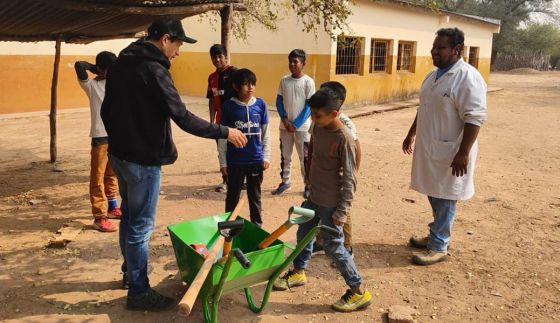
[220, 3, 233, 52]
[50, 38, 61, 163]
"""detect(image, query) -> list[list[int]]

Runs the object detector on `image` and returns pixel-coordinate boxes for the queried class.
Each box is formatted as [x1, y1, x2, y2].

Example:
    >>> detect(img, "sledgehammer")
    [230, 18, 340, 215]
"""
[217, 219, 244, 265]
[257, 206, 315, 249]
[178, 199, 245, 316]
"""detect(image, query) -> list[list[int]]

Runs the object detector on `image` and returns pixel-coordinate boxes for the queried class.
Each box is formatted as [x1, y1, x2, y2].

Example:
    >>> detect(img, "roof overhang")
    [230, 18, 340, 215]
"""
[0, 0, 244, 43]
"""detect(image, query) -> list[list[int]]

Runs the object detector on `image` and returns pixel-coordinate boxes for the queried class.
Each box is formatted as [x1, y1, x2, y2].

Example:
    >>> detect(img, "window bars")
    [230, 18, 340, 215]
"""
[370, 39, 390, 73]
[336, 36, 361, 75]
[397, 41, 414, 71]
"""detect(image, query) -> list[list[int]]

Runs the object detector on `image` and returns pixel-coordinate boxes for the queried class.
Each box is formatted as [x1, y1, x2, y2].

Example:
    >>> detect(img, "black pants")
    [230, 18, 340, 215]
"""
[225, 164, 263, 225]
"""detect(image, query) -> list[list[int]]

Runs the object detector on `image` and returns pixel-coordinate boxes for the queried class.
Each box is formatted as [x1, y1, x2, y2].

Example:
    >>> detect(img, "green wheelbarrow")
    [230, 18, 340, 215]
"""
[168, 211, 338, 323]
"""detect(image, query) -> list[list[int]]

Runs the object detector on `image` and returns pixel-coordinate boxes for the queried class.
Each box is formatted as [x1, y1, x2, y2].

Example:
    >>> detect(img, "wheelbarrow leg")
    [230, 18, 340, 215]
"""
[245, 226, 320, 313]
[202, 297, 212, 323]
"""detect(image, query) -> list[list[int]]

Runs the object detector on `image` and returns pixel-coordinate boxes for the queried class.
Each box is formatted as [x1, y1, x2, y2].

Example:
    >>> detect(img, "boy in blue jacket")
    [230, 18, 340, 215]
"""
[218, 69, 271, 225]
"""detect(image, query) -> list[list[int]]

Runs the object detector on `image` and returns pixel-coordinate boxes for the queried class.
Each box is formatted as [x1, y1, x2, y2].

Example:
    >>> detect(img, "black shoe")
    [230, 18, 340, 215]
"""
[122, 264, 154, 290]
[127, 288, 175, 312]
[122, 272, 129, 289]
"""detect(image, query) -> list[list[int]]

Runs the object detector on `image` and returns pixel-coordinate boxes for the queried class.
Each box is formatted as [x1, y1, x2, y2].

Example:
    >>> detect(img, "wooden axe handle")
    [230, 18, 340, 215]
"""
[257, 222, 292, 249]
[177, 199, 245, 316]
[178, 235, 224, 316]
[217, 239, 232, 265]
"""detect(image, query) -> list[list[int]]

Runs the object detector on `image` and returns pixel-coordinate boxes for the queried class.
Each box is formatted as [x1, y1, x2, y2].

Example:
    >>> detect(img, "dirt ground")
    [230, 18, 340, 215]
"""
[0, 72, 559, 323]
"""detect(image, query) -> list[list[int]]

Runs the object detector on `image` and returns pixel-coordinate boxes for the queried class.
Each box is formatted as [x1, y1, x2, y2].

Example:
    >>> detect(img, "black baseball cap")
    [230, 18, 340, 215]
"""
[147, 17, 197, 44]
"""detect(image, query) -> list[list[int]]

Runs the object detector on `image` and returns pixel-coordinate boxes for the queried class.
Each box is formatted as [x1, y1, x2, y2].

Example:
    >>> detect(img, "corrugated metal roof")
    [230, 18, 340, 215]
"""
[0, 0, 242, 43]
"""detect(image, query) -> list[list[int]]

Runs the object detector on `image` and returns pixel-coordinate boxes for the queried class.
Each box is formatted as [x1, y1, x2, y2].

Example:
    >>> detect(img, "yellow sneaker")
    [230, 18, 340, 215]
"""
[272, 269, 306, 291]
[332, 289, 372, 312]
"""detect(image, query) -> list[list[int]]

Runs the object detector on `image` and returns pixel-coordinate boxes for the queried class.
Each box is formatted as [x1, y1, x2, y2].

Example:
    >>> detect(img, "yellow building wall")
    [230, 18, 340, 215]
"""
[0, 54, 93, 113]
[0, 0, 498, 114]
[172, 0, 499, 107]
[0, 39, 131, 114]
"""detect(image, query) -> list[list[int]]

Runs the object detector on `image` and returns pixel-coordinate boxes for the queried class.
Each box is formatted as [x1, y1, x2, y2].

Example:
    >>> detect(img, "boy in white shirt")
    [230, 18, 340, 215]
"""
[273, 49, 315, 197]
[75, 51, 120, 232]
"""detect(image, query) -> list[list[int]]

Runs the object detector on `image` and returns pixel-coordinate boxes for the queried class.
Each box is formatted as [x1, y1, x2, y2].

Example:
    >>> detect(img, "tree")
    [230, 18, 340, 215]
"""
[201, 0, 354, 40]
[502, 22, 560, 55]
[418, 0, 560, 60]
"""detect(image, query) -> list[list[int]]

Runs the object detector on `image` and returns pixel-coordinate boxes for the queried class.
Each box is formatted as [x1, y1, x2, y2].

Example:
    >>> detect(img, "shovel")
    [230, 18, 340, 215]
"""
[257, 206, 315, 249]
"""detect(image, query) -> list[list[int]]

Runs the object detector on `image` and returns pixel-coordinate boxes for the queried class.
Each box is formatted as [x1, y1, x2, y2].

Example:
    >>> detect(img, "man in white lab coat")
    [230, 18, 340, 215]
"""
[402, 27, 487, 266]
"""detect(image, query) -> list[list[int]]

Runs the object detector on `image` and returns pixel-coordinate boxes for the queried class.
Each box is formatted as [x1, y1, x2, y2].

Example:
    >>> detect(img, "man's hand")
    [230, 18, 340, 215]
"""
[227, 128, 247, 148]
[262, 160, 270, 170]
[220, 167, 228, 177]
[451, 150, 469, 177]
[283, 119, 296, 133]
[402, 134, 415, 154]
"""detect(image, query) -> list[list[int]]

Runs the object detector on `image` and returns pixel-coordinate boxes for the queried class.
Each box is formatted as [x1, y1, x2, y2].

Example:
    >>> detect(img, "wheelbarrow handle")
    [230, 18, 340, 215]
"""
[233, 249, 251, 269]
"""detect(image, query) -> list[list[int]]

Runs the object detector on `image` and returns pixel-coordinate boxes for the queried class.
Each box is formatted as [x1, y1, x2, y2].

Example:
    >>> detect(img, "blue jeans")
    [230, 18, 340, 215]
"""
[293, 200, 362, 289]
[427, 196, 457, 252]
[109, 155, 161, 298]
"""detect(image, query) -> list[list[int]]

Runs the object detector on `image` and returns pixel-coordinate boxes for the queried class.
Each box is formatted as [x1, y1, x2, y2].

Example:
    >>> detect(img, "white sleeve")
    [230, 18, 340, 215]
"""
[306, 76, 315, 99]
[339, 113, 358, 140]
[276, 78, 283, 96]
[261, 123, 271, 162]
[454, 70, 488, 127]
[78, 79, 94, 97]
[218, 139, 228, 168]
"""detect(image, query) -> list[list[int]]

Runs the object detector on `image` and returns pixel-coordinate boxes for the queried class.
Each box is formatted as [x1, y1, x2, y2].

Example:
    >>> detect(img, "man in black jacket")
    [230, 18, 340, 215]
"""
[101, 17, 247, 312]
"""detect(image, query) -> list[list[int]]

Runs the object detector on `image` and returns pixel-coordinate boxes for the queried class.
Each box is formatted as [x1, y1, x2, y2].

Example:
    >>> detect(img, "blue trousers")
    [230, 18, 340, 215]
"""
[427, 196, 457, 252]
[109, 155, 161, 298]
[293, 200, 362, 289]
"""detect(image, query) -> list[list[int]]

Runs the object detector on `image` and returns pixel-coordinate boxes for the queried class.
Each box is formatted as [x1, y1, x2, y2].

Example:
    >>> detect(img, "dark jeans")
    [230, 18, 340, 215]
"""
[225, 164, 263, 225]
[109, 155, 161, 298]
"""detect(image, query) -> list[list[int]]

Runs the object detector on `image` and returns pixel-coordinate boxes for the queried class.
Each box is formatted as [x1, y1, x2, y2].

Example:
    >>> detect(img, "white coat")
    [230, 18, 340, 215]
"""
[411, 59, 488, 201]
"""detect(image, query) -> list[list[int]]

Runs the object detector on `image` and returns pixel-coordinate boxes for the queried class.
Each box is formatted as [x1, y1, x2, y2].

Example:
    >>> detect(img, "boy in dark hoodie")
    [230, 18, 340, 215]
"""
[218, 68, 271, 226]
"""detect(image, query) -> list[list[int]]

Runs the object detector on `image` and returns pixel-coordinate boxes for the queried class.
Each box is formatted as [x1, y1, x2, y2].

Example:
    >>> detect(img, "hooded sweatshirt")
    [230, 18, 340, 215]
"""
[101, 40, 229, 166]
[218, 97, 270, 167]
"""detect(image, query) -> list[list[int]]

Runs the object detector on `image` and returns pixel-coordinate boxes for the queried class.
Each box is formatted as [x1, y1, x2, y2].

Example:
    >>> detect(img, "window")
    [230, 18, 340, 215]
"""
[468, 46, 479, 68]
[336, 36, 362, 75]
[397, 41, 415, 72]
[370, 39, 391, 73]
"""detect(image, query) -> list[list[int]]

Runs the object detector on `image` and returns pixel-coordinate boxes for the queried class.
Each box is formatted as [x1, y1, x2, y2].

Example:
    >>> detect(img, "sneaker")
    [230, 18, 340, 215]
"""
[214, 182, 227, 193]
[107, 207, 122, 219]
[411, 249, 448, 266]
[272, 269, 306, 291]
[332, 289, 373, 312]
[331, 247, 353, 268]
[409, 235, 428, 249]
[303, 185, 310, 199]
[271, 182, 291, 195]
[93, 218, 118, 232]
[126, 288, 175, 312]
[122, 264, 154, 290]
